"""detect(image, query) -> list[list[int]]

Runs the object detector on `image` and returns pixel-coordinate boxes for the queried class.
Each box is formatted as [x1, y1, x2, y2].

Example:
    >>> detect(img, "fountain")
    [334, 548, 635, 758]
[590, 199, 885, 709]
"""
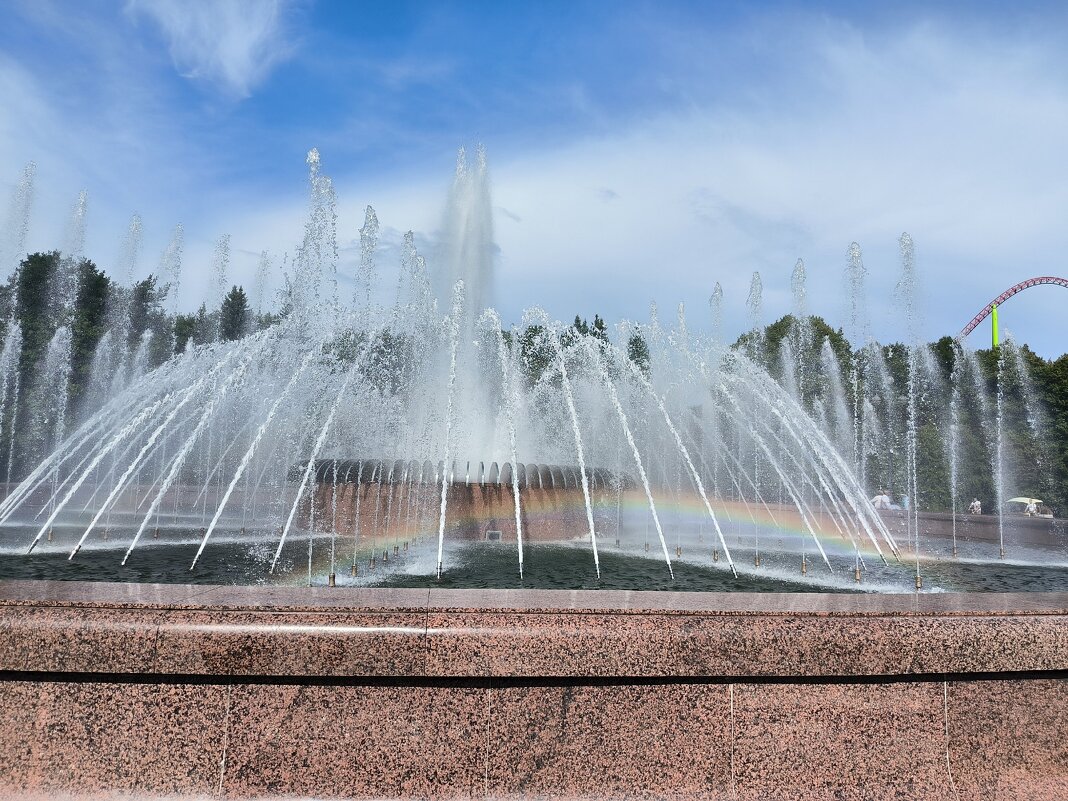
[0, 147, 932, 592]
[0, 149, 1064, 800]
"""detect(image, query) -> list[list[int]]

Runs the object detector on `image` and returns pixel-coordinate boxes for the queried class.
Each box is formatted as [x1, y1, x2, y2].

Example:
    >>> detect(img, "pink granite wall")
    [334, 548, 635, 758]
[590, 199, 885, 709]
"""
[0, 581, 1064, 800]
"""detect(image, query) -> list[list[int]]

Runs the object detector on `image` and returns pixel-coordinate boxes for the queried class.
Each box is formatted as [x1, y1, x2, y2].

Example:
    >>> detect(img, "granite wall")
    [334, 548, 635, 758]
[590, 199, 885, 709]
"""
[0, 580, 1065, 800]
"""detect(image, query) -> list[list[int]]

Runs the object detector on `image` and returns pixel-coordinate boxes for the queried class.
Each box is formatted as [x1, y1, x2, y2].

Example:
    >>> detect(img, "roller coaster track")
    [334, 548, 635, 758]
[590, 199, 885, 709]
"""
[958, 276, 1068, 339]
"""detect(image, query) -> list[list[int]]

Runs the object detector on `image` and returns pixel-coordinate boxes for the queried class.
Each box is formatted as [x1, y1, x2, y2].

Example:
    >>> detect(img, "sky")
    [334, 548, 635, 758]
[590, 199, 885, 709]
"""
[2, 0, 1068, 357]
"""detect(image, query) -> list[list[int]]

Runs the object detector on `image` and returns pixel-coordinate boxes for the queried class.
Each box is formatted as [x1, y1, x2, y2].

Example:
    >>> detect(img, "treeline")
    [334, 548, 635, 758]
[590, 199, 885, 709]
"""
[2, 249, 1065, 516]
[0, 251, 264, 478]
[739, 314, 1068, 516]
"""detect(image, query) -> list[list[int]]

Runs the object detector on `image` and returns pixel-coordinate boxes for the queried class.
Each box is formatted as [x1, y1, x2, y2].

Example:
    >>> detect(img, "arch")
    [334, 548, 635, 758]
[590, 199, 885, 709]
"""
[549, 466, 565, 489]
[537, 465, 550, 489]
[959, 277, 1068, 339]
[562, 467, 578, 489]
[500, 462, 513, 486]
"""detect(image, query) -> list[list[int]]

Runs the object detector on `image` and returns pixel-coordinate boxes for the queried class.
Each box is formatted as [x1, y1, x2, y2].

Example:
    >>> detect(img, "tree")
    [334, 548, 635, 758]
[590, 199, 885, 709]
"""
[15, 252, 61, 384]
[173, 313, 196, 355]
[193, 304, 213, 346]
[219, 285, 249, 342]
[591, 314, 609, 343]
[627, 331, 650, 377]
[518, 325, 554, 387]
[69, 259, 111, 407]
[126, 274, 172, 368]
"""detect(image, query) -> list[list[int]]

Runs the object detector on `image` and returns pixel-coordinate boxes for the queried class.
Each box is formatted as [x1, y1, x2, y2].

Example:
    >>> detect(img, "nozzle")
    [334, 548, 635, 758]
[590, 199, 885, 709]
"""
[801, 557, 807, 576]
[47, 528, 53, 543]
[712, 548, 719, 562]
[328, 573, 336, 587]
[915, 574, 922, 590]
[754, 554, 761, 567]
[854, 566, 861, 583]
[350, 563, 358, 577]
[676, 545, 682, 557]
[153, 527, 159, 539]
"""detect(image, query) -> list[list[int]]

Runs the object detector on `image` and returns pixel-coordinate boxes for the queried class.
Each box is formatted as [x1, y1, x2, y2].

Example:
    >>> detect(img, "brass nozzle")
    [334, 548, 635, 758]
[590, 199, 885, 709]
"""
[47, 528, 53, 542]
[350, 563, 358, 577]
[712, 548, 719, 562]
[854, 566, 861, 583]
[801, 557, 807, 576]
[328, 573, 336, 587]
[915, 574, 923, 590]
[676, 545, 682, 557]
[754, 554, 761, 567]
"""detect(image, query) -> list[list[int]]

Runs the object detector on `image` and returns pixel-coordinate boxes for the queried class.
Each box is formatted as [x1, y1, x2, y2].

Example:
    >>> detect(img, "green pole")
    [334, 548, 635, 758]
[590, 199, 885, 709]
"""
[991, 302, 999, 350]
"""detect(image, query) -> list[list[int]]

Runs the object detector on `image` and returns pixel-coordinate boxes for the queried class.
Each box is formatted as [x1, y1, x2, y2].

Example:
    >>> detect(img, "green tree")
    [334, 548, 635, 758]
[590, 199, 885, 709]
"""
[69, 259, 111, 408]
[518, 324, 554, 387]
[7, 252, 63, 475]
[219, 286, 249, 342]
[174, 313, 196, 355]
[193, 304, 213, 346]
[15, 252, 61, 383]
[627, 330, 650, 377]
[126, 274, 172, 368]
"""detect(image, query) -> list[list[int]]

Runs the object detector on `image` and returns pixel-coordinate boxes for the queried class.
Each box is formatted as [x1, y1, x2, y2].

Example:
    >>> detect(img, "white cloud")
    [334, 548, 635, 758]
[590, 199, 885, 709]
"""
[126, 0, 296, 97]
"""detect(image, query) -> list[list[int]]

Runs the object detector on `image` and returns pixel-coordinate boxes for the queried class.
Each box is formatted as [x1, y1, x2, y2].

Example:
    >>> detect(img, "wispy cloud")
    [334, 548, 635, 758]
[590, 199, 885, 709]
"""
[126, 0, 298, 98]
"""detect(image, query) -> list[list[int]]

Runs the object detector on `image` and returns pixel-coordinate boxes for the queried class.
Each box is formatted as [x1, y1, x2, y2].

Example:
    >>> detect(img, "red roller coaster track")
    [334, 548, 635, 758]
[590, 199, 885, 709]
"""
[958, 276, 1068, 339]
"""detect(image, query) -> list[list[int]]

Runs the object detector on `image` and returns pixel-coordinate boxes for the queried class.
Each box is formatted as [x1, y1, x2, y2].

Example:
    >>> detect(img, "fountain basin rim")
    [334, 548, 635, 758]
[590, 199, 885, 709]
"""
[1, 578, 1065, 617]
[1, 579, 1065, 680]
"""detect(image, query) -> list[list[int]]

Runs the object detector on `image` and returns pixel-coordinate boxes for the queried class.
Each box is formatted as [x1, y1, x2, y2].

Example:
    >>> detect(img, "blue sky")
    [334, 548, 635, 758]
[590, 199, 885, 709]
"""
[2, 0, 1068, 356]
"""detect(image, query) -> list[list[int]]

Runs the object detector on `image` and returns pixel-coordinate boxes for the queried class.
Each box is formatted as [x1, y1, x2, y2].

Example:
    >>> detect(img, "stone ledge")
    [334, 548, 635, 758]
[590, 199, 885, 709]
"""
[0, 581, 1065, 679]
